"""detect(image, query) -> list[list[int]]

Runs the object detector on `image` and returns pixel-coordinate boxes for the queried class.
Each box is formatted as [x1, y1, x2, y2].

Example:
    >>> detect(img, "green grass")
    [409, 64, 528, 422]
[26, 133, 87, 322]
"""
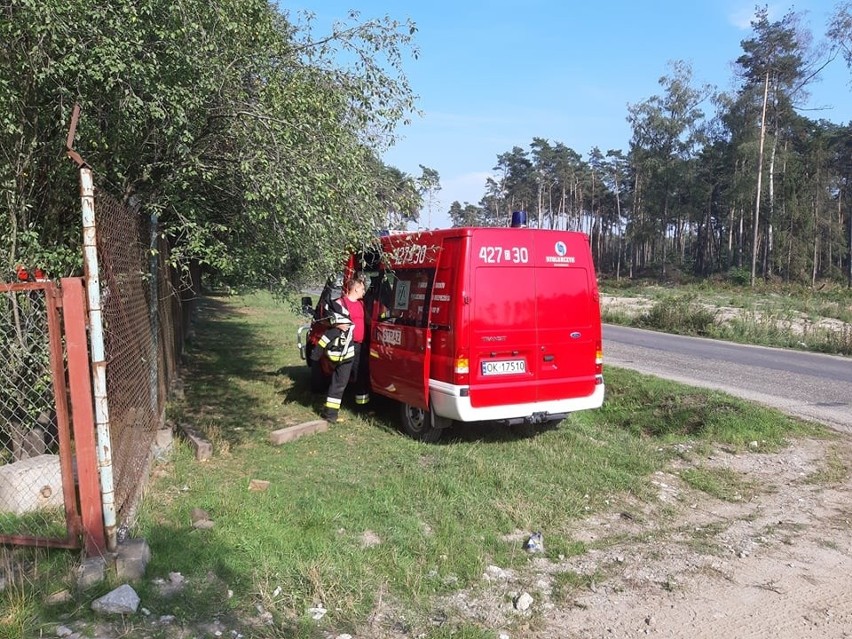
[551, 568, 606, 603]
[600, 280, 852, 355]
[0, 508, 68, 539]
[0, 547, 77, 639]
[3, 289, 834, 639]
[679, 467, 759, 502]
[805, 445, 851, 485]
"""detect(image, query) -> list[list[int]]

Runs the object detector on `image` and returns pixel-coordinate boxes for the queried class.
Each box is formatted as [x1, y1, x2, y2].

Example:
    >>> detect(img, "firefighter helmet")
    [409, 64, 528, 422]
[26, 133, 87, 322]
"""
[330, 310, 352, 326]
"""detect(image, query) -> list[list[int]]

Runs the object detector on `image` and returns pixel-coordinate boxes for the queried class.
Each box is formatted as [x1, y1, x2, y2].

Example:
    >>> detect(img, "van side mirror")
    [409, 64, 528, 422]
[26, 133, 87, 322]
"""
[300, 295, 313, 316]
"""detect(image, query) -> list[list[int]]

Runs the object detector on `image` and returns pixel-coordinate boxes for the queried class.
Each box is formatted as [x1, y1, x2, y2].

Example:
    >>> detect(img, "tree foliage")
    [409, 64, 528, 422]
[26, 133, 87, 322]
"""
[1, 0, 420, 285]
[454, 7, 851, 287]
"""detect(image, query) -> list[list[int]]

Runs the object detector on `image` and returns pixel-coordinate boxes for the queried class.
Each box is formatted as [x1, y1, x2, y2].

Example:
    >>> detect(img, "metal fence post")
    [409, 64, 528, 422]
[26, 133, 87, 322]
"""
[80, 167, 118, 551]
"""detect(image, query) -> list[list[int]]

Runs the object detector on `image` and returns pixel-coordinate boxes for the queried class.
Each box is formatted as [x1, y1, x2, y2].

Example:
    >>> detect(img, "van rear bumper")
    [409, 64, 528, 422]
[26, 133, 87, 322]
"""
[429, 378, 605, 423]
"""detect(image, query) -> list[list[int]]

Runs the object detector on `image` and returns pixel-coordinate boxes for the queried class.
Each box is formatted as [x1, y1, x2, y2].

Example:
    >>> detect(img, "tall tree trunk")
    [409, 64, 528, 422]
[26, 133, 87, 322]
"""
[812, 193, 819, 287]
[738, 207, 744, 268]
[727, 205, 735, 269]
[614, 168, 623, 281]
[751, 71, 771, 287]
[764, 126, 778, 279]
[661, 193, 668, 277]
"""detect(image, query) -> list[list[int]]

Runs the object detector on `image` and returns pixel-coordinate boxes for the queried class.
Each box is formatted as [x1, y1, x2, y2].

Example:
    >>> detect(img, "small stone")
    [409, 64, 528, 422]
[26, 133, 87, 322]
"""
[46, 590, 72, 605]
[114, 538, 151, 581]
[190, 507, 210, 523]
[484, 565, 507, 581]
[514, 592, 534, 611]
[307, 606, 327, 620]
[91, 584, 140, 615]
[249, 479, 270, 492]
[56, 626, 74, 637]
[75, 557, 106, 590]
[360, 530, 381, 548]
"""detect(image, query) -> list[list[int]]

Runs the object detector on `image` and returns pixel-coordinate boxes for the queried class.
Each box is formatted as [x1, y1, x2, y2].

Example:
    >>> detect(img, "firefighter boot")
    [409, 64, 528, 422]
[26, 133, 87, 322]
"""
[322, 396, 342, 423]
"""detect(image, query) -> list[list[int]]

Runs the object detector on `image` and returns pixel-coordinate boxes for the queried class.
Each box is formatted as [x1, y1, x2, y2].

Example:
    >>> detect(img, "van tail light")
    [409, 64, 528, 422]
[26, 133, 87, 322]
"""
[595, 341, 603, 375]
[454, 354, 469, 385]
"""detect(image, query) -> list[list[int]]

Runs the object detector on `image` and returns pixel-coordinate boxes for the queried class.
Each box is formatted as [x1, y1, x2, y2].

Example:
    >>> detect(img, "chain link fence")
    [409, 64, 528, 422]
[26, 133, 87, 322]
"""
[0, 284, 68, 540]
[95, 190, 186, 526]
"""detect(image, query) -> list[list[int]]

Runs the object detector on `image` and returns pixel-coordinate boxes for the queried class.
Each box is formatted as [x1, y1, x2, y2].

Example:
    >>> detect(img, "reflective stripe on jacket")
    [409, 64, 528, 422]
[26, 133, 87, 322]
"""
[318, 326, 355, 363]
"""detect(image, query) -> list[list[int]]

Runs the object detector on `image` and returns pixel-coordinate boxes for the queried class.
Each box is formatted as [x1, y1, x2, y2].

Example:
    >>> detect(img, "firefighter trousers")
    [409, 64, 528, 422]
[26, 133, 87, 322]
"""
[323, 343, 369, 422]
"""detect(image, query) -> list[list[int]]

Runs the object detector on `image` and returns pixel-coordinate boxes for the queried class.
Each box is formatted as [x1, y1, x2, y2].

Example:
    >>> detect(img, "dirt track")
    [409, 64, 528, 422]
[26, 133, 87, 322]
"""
[430, 438, 852, 638]
[542, 438, 852, 638]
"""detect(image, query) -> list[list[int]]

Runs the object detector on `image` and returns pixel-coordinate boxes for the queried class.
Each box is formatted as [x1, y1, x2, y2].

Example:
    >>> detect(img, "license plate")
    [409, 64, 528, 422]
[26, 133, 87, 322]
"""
[481, 359, 526, 376]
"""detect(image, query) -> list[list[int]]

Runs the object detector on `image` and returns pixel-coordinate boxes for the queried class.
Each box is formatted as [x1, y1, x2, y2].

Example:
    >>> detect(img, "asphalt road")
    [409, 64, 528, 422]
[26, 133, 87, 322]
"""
[603, 324, 852, 434]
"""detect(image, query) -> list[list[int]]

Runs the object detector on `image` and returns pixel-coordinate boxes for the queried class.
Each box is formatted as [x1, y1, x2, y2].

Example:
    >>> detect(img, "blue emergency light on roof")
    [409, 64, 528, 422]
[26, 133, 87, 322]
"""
[510, 211, 528, 228]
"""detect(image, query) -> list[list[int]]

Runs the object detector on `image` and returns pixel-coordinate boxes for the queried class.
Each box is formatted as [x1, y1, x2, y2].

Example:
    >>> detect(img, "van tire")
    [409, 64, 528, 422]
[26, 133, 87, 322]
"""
[399, 403, 443, 443]
[309, 359, 329, 393]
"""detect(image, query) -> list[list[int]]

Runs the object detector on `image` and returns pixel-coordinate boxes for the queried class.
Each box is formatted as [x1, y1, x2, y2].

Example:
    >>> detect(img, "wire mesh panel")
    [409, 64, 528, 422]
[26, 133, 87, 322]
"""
[0, 283, 74, 543]
[95, 190, 162, 523]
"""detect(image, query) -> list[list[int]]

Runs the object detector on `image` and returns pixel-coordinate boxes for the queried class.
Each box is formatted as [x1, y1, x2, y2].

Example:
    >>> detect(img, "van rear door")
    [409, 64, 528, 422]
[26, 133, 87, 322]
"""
[468, 230, 538, 407]
[468, 229, 598, 408]
[533, 233, 598, 402]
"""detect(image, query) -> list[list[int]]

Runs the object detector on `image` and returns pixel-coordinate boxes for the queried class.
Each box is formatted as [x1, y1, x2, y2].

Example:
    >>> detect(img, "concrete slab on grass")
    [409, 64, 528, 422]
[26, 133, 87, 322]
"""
[178, 423, 212, 461]
[269, 420, 328, 445]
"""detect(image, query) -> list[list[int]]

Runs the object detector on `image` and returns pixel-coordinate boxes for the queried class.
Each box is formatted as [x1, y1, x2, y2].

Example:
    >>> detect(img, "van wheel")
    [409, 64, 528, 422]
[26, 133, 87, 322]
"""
[399, 403, 443, 443]
[309, 359, 329, 393]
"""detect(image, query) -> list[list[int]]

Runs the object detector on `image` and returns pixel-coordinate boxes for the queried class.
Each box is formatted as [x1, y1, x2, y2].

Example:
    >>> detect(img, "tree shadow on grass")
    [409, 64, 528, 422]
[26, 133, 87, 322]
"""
[181, 297, 320, 446]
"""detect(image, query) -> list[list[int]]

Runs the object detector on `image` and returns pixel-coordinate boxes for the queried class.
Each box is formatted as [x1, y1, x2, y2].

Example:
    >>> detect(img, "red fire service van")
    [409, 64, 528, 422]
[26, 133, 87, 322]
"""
[298, 224, 605, 441]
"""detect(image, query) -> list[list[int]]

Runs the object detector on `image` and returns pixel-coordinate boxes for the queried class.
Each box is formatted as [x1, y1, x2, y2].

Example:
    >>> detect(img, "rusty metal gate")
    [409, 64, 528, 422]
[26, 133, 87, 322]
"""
[0, 278, 105, 554]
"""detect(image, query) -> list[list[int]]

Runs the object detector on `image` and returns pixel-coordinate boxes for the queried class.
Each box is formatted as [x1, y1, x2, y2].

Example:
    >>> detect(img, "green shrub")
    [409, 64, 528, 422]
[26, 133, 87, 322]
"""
[638, 295, 717, 335]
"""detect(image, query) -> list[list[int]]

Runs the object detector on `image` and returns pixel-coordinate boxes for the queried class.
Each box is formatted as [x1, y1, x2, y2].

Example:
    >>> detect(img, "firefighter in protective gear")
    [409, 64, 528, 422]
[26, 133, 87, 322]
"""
[318, 273, 370, 423]
[316, 309, 355, 364]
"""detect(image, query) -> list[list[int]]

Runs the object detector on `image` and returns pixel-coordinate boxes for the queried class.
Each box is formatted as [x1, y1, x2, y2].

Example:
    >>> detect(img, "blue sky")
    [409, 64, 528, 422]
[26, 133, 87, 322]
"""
[301, 1, 851, 228]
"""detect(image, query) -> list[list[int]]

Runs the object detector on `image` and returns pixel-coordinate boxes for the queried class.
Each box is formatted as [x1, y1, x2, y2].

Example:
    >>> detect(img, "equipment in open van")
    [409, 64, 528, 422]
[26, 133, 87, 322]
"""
[299, 226, 604, 441]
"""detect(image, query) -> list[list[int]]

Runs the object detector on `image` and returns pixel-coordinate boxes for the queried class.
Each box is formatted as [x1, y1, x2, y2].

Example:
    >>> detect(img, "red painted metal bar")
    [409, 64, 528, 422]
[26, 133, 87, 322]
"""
[45, 282, 83, 544]
[61, 277, 106, 556]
